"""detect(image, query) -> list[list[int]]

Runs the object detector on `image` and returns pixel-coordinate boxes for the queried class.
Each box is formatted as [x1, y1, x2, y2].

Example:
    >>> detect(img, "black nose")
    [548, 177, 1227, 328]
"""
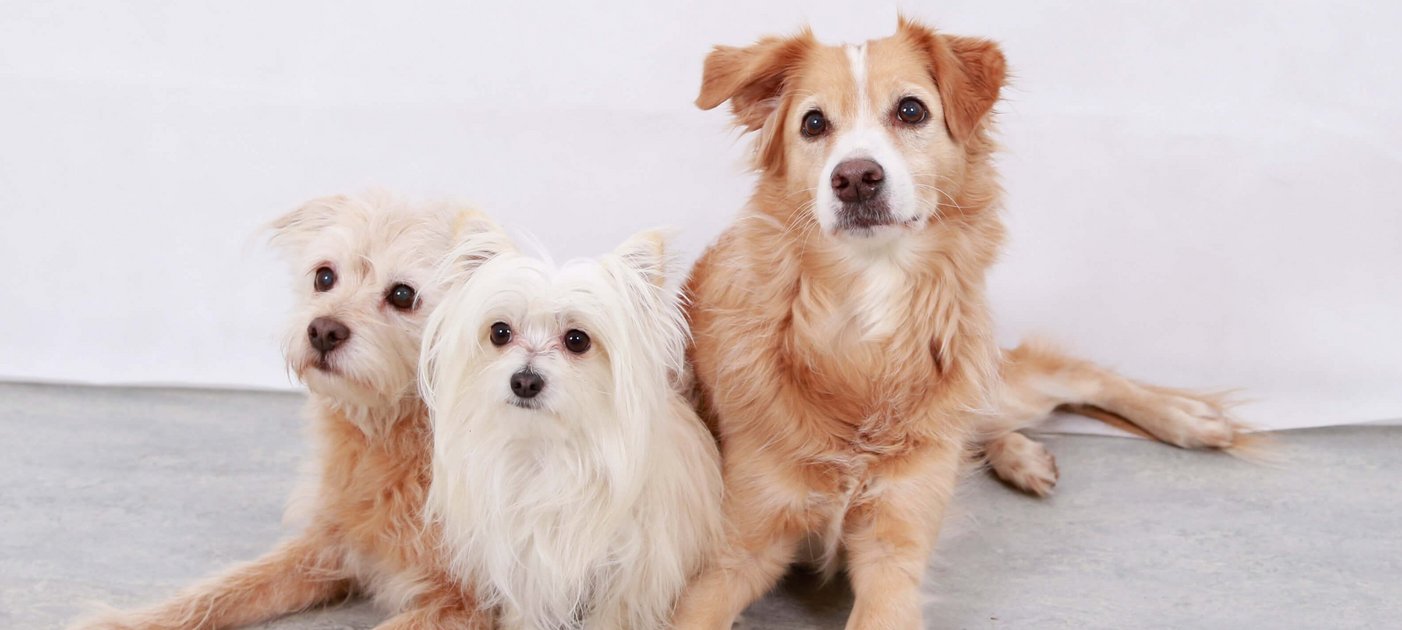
[510, 370, 545, 399]
[831, 158, 885, 203]
[307, 317, 351, 354]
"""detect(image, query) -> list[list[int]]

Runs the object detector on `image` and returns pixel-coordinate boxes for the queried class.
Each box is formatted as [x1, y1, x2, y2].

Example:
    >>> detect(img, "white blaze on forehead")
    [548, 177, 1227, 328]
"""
[847, 43, 868, 109]
[811, 42, 920, 234]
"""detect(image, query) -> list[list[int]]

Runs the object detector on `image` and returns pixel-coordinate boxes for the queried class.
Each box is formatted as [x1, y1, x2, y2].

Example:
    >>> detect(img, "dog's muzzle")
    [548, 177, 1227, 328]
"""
[831, 158, 897, 231]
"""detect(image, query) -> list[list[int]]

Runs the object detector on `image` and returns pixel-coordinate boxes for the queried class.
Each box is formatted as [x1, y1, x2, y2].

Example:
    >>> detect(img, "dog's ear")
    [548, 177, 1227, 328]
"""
[440, 209, 515, 280]
[267, 195, 350, 251]
[606, 229, 689, 383]
[696, 29, 816, 132]
[898, 16, 1006, 144]
[611, 228, 675, 289]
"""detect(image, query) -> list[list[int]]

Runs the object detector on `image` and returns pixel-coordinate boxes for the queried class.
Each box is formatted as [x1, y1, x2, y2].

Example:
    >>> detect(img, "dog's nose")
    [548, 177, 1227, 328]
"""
[831, 158, 885, 203]
[307, 317, 351, 354]
[510, 370, 545, 399]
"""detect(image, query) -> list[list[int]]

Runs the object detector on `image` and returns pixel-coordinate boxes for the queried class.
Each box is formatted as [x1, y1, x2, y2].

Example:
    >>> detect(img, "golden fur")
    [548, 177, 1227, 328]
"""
[73, 194, 491, 630]
[672, 19, 1243, 628]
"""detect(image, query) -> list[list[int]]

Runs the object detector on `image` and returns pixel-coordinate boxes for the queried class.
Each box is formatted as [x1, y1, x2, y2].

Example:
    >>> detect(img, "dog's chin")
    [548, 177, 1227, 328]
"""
[302, 365, 362, 398]
[296, 356, 401, 408]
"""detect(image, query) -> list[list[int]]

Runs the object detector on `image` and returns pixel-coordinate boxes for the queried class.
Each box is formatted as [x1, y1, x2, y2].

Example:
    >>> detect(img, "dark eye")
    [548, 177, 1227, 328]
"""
[563, 329, 591, 354]
[386, 283, 417, 311]
[801, 110, 828, 138]
[489, 322, 512, 346]
[314, 266, 336, 292]
[896, 97, 928, 125]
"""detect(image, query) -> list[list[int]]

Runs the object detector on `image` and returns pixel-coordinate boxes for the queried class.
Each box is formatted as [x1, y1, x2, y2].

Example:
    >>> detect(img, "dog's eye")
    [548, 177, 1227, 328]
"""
[314, 266, 336, 292]
[800, 110, 828, 138]
[563, 329, 591, 354]
[386, 283, 417, 311]
[490, 322, 512, 346]
[895, 97, 928, 125]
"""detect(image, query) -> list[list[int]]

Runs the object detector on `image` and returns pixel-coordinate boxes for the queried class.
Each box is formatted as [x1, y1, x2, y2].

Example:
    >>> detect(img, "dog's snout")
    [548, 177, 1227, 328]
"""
[510, 370, 545, 399]
[307, 317, 351, 354]
[831, 159, 885, 203]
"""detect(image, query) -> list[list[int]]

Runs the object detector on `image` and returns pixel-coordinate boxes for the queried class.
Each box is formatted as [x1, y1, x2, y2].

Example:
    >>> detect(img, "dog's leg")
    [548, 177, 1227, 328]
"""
[72, 535, 349, 630]
[843, 438, 962, 630]
[671, 520, 800, 630]
[671, 465, 804, 630]
[998, 340, 1240, 448]
[372, 583, 493, 630]
[977, 343, 1082, 495]
[981, 340, 1243, 495]
[983, 430, 1060, 497]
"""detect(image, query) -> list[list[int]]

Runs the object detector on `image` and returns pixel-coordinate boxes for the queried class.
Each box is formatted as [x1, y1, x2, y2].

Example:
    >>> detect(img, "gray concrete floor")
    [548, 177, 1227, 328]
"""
[1, 381, 1398, 629]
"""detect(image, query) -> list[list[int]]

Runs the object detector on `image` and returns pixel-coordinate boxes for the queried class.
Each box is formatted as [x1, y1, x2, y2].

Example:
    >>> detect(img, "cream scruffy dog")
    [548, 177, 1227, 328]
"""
[421, 220, 723, 630]
[74, 193, 491, 629]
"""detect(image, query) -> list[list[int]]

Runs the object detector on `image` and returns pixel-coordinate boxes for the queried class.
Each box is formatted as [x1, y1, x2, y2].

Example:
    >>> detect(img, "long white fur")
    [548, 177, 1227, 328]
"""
[420, 225, 723, 630]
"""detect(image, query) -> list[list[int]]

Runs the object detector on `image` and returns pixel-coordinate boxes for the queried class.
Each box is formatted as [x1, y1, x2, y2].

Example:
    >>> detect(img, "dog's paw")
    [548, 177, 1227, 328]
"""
[1133, 388, 1240, 450]
[985, 432, 1059, 497]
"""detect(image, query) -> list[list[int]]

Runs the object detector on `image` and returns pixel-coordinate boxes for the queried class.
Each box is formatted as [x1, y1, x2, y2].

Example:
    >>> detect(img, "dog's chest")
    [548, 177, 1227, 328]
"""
[790, 322, 938, 419]
[461, 449, 638, 628]
[319, 421, 435, 580]
[849, 260, 912, 338]
[800, 438, 903, 564]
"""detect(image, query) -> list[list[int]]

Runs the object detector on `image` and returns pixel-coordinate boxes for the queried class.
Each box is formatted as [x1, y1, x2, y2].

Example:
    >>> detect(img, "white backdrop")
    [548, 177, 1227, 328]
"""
[1, 1, 1399, 430]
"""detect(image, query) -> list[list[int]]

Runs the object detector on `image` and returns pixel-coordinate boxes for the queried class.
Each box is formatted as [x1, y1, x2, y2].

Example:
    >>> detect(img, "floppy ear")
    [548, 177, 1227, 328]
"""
[267, 194, 350, 251]
[611, 228, 675, 289]
[898, 16, 1007, 144]
[695, 29, 816, 132]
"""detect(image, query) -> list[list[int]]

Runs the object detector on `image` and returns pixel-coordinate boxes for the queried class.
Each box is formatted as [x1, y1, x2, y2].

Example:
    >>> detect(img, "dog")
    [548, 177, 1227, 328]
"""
[671, 18, 1244, 628]
[420, 222, 724, 630]
[74, 193, 492, 629]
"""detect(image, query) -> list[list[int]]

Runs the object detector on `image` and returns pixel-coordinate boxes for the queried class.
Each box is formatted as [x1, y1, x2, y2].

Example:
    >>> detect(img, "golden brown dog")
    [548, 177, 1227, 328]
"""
[672, 19, 1242, 628]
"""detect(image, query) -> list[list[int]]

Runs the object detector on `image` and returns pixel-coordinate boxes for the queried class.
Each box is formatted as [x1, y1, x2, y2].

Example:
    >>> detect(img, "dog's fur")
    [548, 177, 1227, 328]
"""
[671, 19, 1242, 628]
[421, 223, 723, 629]
[74, 194, 491, 630]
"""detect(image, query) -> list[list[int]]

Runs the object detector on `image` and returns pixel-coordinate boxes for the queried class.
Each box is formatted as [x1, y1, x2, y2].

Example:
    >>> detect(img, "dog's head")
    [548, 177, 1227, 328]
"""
[421, 224, 685, 442]
[269, 193, 462, 420]
[697, 17, 1005, 240]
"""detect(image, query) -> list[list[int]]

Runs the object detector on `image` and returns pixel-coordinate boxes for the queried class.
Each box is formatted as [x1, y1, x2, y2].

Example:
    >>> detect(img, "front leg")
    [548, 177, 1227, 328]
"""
[843, 439, 962, 630]
[71, 535, 349, 630]
[672, 455, 808, 630]
[373, 581, 494, 630]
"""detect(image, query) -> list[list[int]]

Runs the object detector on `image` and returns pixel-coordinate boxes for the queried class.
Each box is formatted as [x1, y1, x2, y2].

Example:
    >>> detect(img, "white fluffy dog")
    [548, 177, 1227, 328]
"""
[420, 220, 723, 630]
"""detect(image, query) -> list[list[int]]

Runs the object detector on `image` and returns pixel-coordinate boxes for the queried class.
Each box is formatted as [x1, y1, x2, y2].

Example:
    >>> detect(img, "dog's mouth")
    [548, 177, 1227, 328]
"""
[508, 397, 543, 411]
[296, 352, 347, 379]
[835, 201, 919, 234]
[293, 354, 359, 385]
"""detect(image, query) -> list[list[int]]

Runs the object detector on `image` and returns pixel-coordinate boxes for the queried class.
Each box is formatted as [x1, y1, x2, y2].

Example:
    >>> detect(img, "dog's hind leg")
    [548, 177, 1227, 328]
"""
[980, 339, 1243, 496]
[982, 430, 1060, 497]
[72, 535, 350, 630]
[1003, 339, 1241, 447]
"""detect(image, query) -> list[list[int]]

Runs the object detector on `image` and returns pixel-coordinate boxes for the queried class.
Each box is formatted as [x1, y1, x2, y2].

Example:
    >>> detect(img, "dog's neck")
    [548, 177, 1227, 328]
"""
[739, 174, 1005, 419]
[311, 388, 425, 439]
